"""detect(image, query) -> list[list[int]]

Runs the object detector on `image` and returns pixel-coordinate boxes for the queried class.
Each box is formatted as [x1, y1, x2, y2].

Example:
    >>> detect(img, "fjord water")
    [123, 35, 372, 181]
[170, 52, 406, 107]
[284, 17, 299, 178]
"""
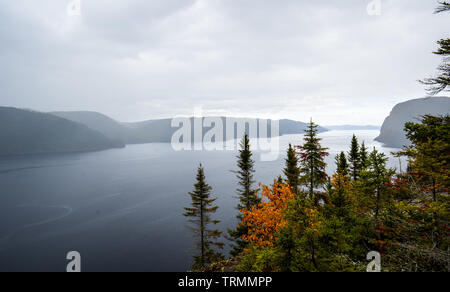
[0, 130, 403, 272]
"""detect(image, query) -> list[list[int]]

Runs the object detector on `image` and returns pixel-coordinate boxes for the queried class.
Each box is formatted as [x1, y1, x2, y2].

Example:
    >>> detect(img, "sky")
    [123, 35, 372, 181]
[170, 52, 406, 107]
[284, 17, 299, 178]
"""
[0, 0, 448, 125]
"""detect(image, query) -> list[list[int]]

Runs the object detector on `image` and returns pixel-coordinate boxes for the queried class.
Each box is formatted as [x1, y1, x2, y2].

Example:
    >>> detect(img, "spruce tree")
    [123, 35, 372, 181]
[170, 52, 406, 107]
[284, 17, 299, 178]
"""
[359, 141, 369, 171]
[421, 3, 449, 94]
[234, 133, 259, 210]
[331, 152, 351, 218]
[435, 1, 450, 13]
[399, 115, 450, 248]
[348, 134, 360, 181]
[297, 120, 329, 201]
[184, 164, 223, 269]
[365, 148, 392, 226]
[276, 175, 284, 185]
[335, 151, 349, 176]
[284, 144, 300, 194]
[228, 133, 260, 256]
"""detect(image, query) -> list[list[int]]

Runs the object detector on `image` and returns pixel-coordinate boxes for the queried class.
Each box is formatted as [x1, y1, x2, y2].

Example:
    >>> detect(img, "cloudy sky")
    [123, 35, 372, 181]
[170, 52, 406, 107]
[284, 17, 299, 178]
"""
[0, 0, 448, 125]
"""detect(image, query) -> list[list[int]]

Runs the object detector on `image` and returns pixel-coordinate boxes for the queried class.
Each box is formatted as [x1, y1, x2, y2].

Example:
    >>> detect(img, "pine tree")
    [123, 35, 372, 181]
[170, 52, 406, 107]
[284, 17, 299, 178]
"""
[284, 144, 300, 194]
[235, 133, 259, 210]
[402, 115, 450, 203]
[348, 135, 360, 181]
[359, 141, 369, 171]
[228, 133, 260, 256]
[398, 115, 450, 248]
[184, 164, 223, 269]
[330, 154, 352, 219]
[435, 1, 450, 13]
[365, 148, 392, 226]
[421, 3, 449, 94]
[276, 175, 284, 185]
[335, 151, 349, 176]
[297, 120, 329, 201]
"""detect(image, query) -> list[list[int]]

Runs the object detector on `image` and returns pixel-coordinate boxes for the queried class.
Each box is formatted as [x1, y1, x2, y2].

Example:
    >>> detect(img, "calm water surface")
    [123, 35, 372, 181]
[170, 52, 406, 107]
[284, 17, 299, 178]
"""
[0, 130, 403, 271]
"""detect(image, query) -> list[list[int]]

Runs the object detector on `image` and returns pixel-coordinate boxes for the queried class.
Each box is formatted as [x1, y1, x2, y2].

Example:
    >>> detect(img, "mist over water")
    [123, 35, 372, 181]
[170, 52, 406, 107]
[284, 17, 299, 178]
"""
[0, 130, 404, 272]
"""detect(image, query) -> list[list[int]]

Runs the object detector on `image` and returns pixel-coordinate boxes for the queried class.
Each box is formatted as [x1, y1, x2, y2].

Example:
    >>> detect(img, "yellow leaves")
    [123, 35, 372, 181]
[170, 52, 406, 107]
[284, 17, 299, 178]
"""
[304, 207, 322, 236]
[331, 173, 352, 191]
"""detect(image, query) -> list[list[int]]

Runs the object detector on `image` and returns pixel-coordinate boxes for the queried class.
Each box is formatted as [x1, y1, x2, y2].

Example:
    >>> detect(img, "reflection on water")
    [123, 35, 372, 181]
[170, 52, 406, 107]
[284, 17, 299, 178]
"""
[0, 130, 404, 271]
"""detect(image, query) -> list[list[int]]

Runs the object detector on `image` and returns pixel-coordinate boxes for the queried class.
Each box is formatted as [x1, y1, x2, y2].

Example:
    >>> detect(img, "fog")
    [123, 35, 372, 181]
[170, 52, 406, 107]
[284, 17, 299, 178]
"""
[0, 0, 448, 125]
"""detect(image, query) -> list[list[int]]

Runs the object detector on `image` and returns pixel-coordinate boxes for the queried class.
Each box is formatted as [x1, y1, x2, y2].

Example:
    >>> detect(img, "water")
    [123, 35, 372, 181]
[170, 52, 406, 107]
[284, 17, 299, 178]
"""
[0, 130, 404, 271]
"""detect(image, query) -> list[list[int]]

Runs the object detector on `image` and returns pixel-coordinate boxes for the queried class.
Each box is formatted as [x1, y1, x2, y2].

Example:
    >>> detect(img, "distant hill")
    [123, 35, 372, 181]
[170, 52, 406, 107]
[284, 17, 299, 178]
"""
[0, 107, 124, 156]
[279, 119, 328, 135]
[52, 111, 137, 143]
[375, 97, 450, 148]
[325, 125, 380, 131]
[125, 117, 328, 143]
[124, 118, 182, 143]
[52, 113, 327, 144]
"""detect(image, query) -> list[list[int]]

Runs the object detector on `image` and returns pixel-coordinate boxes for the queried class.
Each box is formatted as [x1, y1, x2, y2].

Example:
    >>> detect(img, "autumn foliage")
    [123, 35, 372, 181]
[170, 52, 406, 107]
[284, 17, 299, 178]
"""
[240, 182, 295, 248]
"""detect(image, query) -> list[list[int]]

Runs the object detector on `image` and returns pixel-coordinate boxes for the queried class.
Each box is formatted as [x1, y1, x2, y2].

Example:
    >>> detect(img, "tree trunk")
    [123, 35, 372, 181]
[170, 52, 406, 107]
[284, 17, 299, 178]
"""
[246, 171, 250, 210]
[432, 177, 438, 249]
[375, 186, 380, 240]
[310, 157, 314, 199]
[311, 240, 317, 269]
[200, 198, 205, 267]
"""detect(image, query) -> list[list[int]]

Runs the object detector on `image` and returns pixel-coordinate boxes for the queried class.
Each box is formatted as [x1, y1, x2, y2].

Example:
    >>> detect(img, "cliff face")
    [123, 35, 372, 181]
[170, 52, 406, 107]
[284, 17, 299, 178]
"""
[375, 97, 450, 148]
[0, 107, 124, 156]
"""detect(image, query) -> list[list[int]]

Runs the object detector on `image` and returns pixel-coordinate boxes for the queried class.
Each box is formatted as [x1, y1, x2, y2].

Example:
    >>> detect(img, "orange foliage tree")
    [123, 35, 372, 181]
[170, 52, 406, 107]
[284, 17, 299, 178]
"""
[240, 182, 295, 248]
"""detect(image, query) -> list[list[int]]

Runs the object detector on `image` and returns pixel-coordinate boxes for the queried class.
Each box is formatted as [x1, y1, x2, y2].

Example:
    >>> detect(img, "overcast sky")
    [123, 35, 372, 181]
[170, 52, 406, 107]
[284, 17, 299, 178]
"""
[0, 0, 448, 125]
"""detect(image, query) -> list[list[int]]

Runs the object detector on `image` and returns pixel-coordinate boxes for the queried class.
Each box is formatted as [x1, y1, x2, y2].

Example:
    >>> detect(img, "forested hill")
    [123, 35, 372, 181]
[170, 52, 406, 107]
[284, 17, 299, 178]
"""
[0, 107, 124, 156]
[51, 112, 328, 144]
[52, 111, 137, 143]
[376, 97, 450, 148]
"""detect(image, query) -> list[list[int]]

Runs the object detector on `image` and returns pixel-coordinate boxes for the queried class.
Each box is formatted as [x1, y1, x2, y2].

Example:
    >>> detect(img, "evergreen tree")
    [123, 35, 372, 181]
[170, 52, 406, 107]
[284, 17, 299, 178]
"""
[236, 115, 449, 271]
[398, 115, 450, 248]
[421, 3, 449, 94]
[359, 141, 369, 171]
[365, 148, 392, 226]
[402, 115, 450, 202]
[335, 151, 349, 176]
[297, 120, 329, 201]
[184, 164, 223, 269]
[284, 144, 300, 194]
[235, 133, 259, 210]
[276, 175, 284, 185]
[331, 152, 352, 220]
[228, 133, 260, 256]
[348, 135, 360, 181]
[435, 1, 450, 13]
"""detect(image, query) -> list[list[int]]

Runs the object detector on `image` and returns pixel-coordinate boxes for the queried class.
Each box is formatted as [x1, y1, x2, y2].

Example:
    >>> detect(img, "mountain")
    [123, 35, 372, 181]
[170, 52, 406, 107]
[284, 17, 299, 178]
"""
[375, 97, 450, 148]
[0, 107, 124, 156]
[325, 125, 380, 131]
[51, 111, 137, 143]
[279, 119, 328, 135]
[125, 117, 327, 143]
[52, 113, 326, 144]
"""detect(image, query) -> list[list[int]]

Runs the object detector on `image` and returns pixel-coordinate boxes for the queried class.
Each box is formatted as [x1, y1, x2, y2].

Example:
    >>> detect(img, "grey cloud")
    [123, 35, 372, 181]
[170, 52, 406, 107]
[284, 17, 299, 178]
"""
[0, 0, 448, 125]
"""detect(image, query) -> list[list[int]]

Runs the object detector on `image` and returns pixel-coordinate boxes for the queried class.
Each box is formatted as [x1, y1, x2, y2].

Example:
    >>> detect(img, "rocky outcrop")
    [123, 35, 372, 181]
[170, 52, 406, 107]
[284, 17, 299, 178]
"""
[375, 97, 450, 148]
